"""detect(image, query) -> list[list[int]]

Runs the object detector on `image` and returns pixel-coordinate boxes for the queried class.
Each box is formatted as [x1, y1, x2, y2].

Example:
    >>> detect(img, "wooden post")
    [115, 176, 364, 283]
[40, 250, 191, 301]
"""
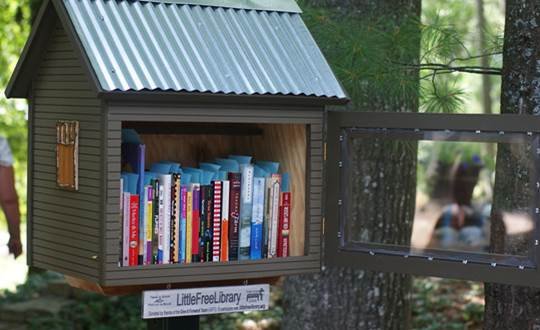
[146, 316, 199, 329]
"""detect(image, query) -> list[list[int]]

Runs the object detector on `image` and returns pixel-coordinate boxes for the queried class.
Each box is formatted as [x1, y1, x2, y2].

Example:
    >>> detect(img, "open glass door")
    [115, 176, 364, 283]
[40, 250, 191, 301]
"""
[324, 111, 540, 287]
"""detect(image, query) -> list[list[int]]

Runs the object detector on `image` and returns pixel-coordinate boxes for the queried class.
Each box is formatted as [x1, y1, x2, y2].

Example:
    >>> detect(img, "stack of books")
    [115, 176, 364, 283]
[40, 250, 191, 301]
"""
[119, 130, 292, 267]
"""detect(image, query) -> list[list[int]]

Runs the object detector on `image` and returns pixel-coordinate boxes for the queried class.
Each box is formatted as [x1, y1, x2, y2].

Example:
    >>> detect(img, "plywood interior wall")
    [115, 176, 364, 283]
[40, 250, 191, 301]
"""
[136, 123, 307, 257]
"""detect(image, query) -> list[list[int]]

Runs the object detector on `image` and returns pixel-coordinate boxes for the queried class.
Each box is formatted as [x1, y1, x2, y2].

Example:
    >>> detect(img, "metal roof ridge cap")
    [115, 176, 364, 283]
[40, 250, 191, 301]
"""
[128, 0, 303, 13]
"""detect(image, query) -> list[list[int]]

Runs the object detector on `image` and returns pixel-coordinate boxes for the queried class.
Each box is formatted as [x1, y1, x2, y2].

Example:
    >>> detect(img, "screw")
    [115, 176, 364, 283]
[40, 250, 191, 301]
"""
[462, 260, 468, 264]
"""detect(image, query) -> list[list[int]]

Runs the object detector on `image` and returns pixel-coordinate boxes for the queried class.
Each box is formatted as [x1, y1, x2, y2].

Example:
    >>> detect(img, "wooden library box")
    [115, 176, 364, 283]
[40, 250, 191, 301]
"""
[9, 0, 540, 292]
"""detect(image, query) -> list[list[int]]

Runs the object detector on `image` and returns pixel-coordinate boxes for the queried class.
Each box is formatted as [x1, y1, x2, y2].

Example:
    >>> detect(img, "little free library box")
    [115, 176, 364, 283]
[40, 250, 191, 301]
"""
[8, 0, 540, 292]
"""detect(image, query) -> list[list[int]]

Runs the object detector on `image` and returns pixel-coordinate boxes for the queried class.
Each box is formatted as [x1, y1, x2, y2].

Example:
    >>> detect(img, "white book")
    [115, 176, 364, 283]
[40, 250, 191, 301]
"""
[122, 192, 130, 267]
[159, 174, 172, 264]
[268, 175, 281, 258]
[141, 186, 149, 265]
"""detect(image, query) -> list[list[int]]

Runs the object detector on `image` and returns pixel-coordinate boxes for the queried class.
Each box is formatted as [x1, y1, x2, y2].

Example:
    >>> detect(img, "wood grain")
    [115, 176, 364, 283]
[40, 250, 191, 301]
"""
[139, 123, 306, 257]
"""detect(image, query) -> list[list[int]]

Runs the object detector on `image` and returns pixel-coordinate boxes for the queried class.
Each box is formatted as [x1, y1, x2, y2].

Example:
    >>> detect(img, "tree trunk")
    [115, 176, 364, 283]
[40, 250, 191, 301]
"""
[282, 1, 421, 329]
[484, 1, 540, 329]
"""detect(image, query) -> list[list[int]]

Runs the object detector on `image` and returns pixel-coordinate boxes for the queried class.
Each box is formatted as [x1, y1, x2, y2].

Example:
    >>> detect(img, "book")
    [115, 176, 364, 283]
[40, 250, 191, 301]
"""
[212, 180, 223, 262]
[278, 173, 291, 258]
[151, 179, 160, 264]
[122, 191, 130, 267]
[139, 186, 148, 265]
[129, 194, 139, 266]
[180, 185, 188, 263]
[220, 180, 230, 262]
[158, 174, 172, 264]
[238, 164, 254, 260]
[192, 184, 201, 262]
[278, 191, 291, 258]
[145, 185, 153, 265]
[203, 184, 214, 262]
[256, 161, 279, 259]
[171, 174, 181, 263]
[186, 188, 193, 264]
[268, 174, 281, 258]
[250, 176, 265, 259]
[227, 173, 241, 261]
[121, 132, 145, 264]
[157, 183, 165, 264]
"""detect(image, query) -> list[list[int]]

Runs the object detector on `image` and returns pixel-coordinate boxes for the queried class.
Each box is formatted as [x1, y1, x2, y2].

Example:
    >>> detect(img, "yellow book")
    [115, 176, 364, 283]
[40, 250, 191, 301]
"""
[186, 190, 193, 264]
[145, 189, 153, 265]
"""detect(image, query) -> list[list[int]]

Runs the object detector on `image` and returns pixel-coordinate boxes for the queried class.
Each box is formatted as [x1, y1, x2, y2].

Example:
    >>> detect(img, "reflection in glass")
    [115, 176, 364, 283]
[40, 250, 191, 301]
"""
[342, 129, 535, 260]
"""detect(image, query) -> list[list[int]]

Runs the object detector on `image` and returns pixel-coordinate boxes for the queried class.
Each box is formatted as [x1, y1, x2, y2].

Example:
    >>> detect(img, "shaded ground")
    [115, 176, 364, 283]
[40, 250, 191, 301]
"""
[0, 272, 484, 329]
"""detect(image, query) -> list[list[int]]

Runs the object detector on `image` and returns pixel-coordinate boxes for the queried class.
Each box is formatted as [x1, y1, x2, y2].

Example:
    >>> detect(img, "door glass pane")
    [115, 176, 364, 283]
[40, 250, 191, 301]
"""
[341, 128, 537, 263]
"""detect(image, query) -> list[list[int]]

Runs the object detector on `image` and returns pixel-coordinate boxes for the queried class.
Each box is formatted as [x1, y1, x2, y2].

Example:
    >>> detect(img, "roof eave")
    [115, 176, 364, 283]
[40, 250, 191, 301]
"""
[5, 0, 54, 99]
[98, 90, 350, 107]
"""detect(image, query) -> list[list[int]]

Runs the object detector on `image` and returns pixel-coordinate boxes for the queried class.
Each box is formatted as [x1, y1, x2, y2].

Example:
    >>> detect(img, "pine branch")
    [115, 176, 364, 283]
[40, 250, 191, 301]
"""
[396, 61, 501, 76]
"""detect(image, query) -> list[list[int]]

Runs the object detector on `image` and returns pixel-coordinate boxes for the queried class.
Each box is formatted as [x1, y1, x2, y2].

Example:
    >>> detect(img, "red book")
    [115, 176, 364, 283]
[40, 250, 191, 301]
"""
[191, 185, 201, 262]
[277, 192, 291, 258]
[129, 194, 140, 266]
[212, 181, 222, 262]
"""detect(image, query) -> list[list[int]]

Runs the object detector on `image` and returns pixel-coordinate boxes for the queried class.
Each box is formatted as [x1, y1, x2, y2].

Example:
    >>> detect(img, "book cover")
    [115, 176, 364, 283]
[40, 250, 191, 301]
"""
[220, 180, 230, 262]
[145, 185, 153, 265]
[203, 185, 214, 262]
[157, 183, 165, 264]
[278, 191, 291, 258]
[212, 181, 223, 262]
[139, 186, 148, 265]
[122, 192, 130, 267]
[227, 173, 241, 261]
[238, 164, 254, 260]
[191, 184, 201, 262]
[263, 178, 271, 259]
[151, 179, 160, 264]
[268, 174, 281, 258]
[158, 174, 172, 264]
[180, 185, 188, 264]
[186, 188, 193, 264]
[250, 176, 265, 260]
[128, 194, 139, 266]
[171, 174, 181, 263]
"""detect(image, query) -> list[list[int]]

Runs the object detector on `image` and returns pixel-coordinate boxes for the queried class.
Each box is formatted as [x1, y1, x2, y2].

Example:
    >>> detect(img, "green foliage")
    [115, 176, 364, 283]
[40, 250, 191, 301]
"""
[412, 278, 484, 330]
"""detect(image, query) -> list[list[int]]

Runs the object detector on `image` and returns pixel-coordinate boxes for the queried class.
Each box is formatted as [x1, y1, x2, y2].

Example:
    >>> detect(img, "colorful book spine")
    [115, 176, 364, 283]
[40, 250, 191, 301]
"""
[172, 174, 181, 263]
[250, 177, 265, 260]
[263, 178, 271, 259]
[162, 174, 172, 264]
[204, 185, 214, 262]
[180, 186, 187, 263]
[157, 184, 164, 264]
[186, 189, 193, 263]
[278, 192, 291, 258]
[145, 186, 153, 265]
[228, 173, 241, 261]
[220, 180, 230, 262]
[198, 185, 209, 262]
[122, 192, 130, 267]
[129, 194, 139, 266]
[151, 179, 160, 264]
[139, 187, 147, 265]
[238, 165, 254, 260]
[268, 174, 281, 258]
[192, 185, 201, 262]
[212, 181, 223, 262]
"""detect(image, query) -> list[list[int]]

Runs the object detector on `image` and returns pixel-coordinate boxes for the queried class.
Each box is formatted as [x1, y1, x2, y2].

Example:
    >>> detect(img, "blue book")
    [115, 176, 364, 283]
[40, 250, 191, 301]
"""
[250, 175, 266, 260]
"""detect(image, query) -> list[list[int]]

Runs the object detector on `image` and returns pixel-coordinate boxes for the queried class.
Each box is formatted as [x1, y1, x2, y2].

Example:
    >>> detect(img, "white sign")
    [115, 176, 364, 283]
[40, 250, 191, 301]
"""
[142, 284, 270, 319]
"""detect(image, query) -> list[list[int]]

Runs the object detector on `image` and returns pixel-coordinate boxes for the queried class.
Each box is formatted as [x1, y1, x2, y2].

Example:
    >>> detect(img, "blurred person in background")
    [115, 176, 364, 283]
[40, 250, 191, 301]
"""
[0, 136, 22, 258]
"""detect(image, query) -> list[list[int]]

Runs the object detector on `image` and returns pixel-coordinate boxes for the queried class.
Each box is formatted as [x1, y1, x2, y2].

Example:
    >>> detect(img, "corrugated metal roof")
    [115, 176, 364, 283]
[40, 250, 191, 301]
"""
[62, 0, 347, 100]
[136, 0, 302, 13]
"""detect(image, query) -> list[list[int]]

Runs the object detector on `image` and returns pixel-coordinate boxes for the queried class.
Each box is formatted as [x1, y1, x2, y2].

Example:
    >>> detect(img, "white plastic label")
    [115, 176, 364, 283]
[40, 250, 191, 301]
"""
[142, 284, 270, 319]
